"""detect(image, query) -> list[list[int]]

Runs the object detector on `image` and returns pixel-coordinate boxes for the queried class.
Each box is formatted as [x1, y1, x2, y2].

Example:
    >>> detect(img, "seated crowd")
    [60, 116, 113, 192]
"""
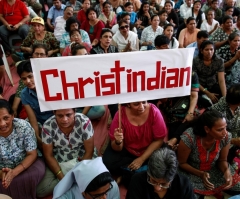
[1, 0, 240, 198]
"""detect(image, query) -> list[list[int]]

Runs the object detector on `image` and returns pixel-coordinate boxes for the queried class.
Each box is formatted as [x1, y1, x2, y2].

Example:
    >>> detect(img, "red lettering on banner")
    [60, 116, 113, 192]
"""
[110, 61, 125, 94]
[132, 71, 145, 92]
[78, 77, 94, 98]
[40, 69, 62, 101]
[41, 61, 191, 101]
[61, 71, 79, 100]
[101, 74, 115, 95]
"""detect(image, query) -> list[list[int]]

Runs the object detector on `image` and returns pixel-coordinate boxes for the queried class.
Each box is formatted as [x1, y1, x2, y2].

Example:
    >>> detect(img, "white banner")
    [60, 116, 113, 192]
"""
[31, 48, 195, 112]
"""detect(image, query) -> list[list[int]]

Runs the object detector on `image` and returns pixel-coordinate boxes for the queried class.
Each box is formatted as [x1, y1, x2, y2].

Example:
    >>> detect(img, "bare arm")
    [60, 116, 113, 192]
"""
[81, 106, 92, 116]
[47, 18, 54, 31]
[214, 40, 228, 49]
[183, 91, 198, 123]
[81, 136, 94, 160]
[218, 72, 226, 96]
[24, 105, 42, 148]
[43, 143, 64, 180]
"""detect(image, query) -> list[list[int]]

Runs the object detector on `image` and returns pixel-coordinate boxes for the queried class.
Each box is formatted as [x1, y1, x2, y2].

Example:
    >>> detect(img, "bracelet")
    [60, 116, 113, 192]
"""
[115, 140, 123, 145]
[55, 170, 62, 177]
[187, 112, 193, 115]
[20, 163, 26, 170]
[202, 88, 207, 92]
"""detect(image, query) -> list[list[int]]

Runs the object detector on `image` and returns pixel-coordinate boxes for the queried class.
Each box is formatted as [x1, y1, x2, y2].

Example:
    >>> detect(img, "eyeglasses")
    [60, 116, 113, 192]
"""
[87, 183, 113, 199]
[147, 175, 170, 189]
[119, 25, 129, 30]
[33, 52, 46, 57]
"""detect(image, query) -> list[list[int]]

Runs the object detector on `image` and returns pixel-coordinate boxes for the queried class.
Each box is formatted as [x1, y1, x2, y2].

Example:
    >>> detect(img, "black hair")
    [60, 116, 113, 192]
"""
[0, 99, 14, 115]
[158, 10, 168, 16]
[198, 40, 215, 59]
[17, 60, 33, 77]
[64, 5, 74, 11]
[100, 28, 113, 37]
[193, 110, 224, 137]
[103, 1, 111, 8]
[118, 19, 128, 27]
[151, 14, 159, 21]
[164, 0, 173, 6]
[69, 29, 81, 37]
[211, 0, 218, 4]
[154, 35, 170, 47]
[138, 1, 150, 16]
[225, 6, 234, 12]
[53, 0, 62, 2]
[86, 7, 98, 19]
[193, 0, 201, 5]
[228, 32, 240, 41]
[85, 172, 113, 193]
[71, 44, 87, 55]
[197, 30, 209, 39]
[226, 84, 240, 105]
[32, 43, 49, 56]
[65, 17, 80, 32]
[163, 23, 174, 31]
[237, 14, 240, 20]
[120, 12, 131, 18]
[222, 15, 233, 24]
[186, 16, 196, 24]
[124, 2, 133, 8]
[82, 0, 91, 3]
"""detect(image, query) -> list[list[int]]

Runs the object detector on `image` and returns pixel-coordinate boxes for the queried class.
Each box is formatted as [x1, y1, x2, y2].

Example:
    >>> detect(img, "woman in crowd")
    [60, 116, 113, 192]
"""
[0, 99, 45, 199]
[140, 15, 163, 50]
[111, 12, 137, 34]
[178, 110, 240, 198]
[184, 0, 205, 29]
[0, 0, 30, 55]
[71, 44, 88, 55]
[136, 2, 153, 38]
[102, 101, 167, 186]
[66, 0, 82, 17]
[20, 17, 59, 57]
[163, 23, 179, 49]
[90, 28, 118, 54]
[62, 29, 92, 56]
[81, 8, 105, 46]
[210, 84, 240, 172]
[112, 20, 139, 52]
[99, 1, 117, 28]
[126, 147, 195, 199]
[163, 1, 179, 30]
[179, 17, 200, 48]
[193, 40, 226, 105]
[217, 32, 240, 76]
[12, 43, 49, 119]
[94, 0, 107, 16]
[77, 0, 91, 24]
[37, 108, 97, 197]
[149, 0, 160, 14]
[210, 15, 238, 50]
[200, 9, 219, 35]
[60, 17, 91, 54]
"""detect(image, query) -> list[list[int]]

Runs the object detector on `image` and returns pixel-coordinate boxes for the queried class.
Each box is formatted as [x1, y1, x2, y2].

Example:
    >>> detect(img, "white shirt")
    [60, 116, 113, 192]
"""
[169, 37, 179, 49]
[180, 3, 193, 18]
[200, 19, 219, 33]
[54, 16, 66, 41]
[185, 9, 206, 20]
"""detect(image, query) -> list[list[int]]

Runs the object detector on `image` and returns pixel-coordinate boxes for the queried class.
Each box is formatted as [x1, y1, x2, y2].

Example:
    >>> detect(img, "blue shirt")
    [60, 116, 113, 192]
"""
[118, 11, 137, 24]
[186, 41, 198, 58]
[21, 87, 53, 125]
[47, 4, 66, 25]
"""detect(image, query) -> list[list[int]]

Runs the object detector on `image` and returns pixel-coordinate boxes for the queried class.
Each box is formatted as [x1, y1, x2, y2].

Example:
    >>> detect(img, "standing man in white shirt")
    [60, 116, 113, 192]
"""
[180, 0, 193, 18]
[54, 6, 74, 41]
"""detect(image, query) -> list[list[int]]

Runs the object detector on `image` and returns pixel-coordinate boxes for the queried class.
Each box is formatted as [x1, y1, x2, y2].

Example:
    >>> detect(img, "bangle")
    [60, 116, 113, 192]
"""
[115, 140, 123, 145]
[202, 88, 207, 92]
[55, 170, 62, 177]
[20, 163, 26, 170]
[187, 112, 193, 115]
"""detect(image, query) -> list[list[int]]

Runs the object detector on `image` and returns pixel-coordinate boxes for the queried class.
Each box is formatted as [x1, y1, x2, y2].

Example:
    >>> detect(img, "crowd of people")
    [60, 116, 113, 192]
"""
[1, 0, 240, 198]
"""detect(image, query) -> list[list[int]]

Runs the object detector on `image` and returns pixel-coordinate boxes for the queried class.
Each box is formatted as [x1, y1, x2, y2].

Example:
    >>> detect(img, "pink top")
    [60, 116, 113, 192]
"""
[109, 103, 167, 157]
[77, 10, 87, 25]
[81, 20, 105, 42]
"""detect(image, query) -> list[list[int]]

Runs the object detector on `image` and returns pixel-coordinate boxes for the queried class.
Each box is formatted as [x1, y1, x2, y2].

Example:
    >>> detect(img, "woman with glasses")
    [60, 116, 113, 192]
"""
[62, 29, 92, 56]
[126, 147, 194, 199]
[53, 157, 120, 199]
[112, 19, 139, 52]
[178, 110, 240, 198]
[20, 17, 59, 57]
[90, 29, 118, 54]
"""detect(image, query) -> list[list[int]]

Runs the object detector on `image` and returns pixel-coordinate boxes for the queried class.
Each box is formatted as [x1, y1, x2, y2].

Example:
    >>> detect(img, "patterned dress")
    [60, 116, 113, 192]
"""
[42, 113, 97, 163]
[179, 128, 240, 198]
